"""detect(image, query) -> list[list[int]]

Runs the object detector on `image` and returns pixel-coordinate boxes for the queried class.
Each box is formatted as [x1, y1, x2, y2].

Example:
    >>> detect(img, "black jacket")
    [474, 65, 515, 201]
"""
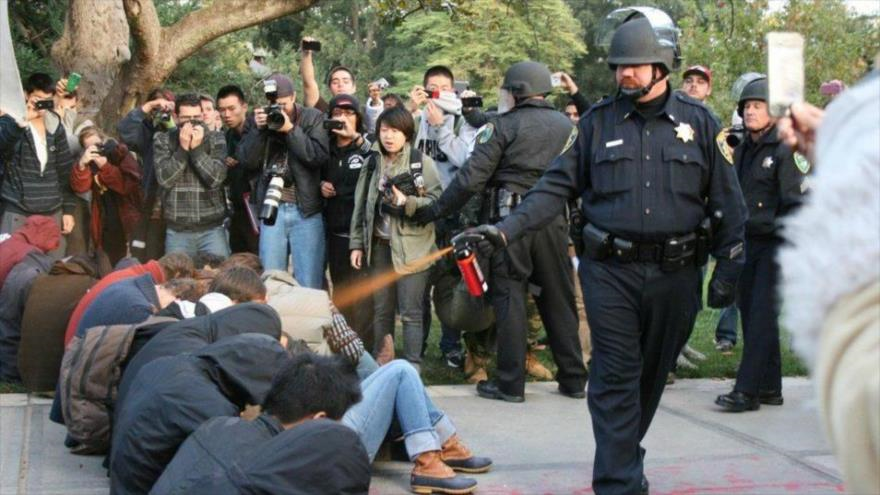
[117, 302, 282, 408]
[323, 141, 372, 235]
[0, 251, 53, 382]
[150, 414, 284, 495]
[239, 105, 329, 217]
[224, 115, 259, 207]
[180, 418, 371, 495]
[109, 334, 290, 495]
[117, 108, 161, 196]
[734, 125, 808, 239]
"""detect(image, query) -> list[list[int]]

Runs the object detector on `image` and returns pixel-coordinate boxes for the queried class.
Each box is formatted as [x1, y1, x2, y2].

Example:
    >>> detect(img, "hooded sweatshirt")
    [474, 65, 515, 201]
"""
[116, 302, 282, 408]
[0, 215, 61, 288]
[176, 418, 371, 495]
[109, 334, 290, 495]
[0, 251, 53, 381]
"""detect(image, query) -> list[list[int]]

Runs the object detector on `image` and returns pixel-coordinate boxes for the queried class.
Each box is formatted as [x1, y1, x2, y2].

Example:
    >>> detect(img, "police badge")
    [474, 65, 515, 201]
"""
[476, 123, 495, 144]
[715, 131, 734, 164]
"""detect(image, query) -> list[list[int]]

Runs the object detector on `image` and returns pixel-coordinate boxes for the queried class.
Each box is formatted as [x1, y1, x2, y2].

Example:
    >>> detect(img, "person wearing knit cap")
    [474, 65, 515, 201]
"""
[239, 73, 330, 289]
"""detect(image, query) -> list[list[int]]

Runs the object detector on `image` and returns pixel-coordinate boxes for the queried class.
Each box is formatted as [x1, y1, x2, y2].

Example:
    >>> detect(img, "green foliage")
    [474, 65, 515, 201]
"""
[8, 0, 66, 77]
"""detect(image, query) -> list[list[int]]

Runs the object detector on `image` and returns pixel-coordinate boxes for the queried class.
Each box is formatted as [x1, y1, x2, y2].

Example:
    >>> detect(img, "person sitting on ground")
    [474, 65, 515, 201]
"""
[0, 215, 60, 289]
[195, 265, 268, 315]
[150, 352, 367, 495]
[0, 250, 54, 382]
[109, 334, 291, 494]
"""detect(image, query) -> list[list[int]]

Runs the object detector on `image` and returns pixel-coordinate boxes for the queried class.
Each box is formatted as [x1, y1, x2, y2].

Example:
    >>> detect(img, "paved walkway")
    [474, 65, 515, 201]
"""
[1, 377, 842, 494]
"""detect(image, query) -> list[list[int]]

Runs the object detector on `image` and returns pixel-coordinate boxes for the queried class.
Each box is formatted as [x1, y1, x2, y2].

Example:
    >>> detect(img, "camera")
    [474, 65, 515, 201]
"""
[35, 99, 54, 110]
[262, 79, 286, 131]
[461, 96, 483, 108]
[726, 125, 745, 148]
[259, 161, 288, 226]
[301, 39, 321, 52]
[323, 120, 344, 131]
[373, 78, 390, 90]
[152, 109, 175, 130]
[95, 139, 118, 157]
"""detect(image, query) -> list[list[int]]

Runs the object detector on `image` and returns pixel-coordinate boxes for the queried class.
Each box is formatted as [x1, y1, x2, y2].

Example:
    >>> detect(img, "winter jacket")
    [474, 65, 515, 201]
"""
[0, 215, 61, 288]
[239, 104, 329, 218]
[154, 127, 228, 230]
[74, 273, 160, 338]
[116, 107, 161, 196]
[109, 334, 290, 495]
[0, 251, 53, 381]
[178, 418, 371, 495]
[323, 140, 371, 235]
[64, 260, 166, 345]
[263, 270, 331, 352]
[0, 114, 76, 215]
[150, 414, 285, 495]
[116, 302, 282, 409]
[18, 256, 98, 392]
[349, 143, 441, 274]
[70, 141, 144, 247]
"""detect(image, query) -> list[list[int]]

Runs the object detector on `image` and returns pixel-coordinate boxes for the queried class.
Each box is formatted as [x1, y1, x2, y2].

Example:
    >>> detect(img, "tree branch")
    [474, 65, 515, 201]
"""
[163, 0, 320, 65]
[122, 0, 162, 63]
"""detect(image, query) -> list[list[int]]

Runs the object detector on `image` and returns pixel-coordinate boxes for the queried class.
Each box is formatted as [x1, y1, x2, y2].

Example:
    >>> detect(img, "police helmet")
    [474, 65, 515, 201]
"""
[599, 7, 681, 74]
[737, 76, 768, 117]
[501, 61, 553, 98]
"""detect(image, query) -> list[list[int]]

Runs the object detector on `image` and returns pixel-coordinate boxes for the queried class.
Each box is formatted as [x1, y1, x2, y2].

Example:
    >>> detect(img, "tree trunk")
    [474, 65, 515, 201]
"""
[52, 0, 321, 130]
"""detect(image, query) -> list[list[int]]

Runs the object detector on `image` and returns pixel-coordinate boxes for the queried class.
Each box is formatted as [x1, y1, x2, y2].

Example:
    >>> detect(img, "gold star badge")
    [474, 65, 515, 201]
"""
[675, 122, 695, 143]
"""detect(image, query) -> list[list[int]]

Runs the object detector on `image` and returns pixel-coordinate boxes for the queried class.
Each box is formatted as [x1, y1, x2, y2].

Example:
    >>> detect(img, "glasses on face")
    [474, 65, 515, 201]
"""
[178, 114, 200, 123]
[331, 108, 356, 118]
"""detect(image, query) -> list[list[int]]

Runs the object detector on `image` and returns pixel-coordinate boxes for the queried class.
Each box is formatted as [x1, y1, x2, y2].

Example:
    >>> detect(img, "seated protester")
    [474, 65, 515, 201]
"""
[154, 93, 229, 258]
[0, 251, 54, 382]
[219, 251, 263, 274]
[70, 126, 144, 266]
[349, 106, 441, 366]
[194, 265, 267, 316]
[116, 298, 281, 410]
[238, 73, 329, 289]
[150, 353, 364, 495]
[63, 252, 194, 346]
[321, 94, 375, 349]
[0, 73, 76, 258]
[344, 359, 491, 494]
[117, 88, 176, 261]
[192, 250, 226, 273]
[299, 37, 356, 112]
[109, 334, 290, 495]
[0, 215, 60, 288]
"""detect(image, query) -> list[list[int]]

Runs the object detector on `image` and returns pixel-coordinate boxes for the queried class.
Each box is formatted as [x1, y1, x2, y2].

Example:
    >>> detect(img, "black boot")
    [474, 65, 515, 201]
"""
[715, 391, 760, 412]
[476, 380, 524, 403]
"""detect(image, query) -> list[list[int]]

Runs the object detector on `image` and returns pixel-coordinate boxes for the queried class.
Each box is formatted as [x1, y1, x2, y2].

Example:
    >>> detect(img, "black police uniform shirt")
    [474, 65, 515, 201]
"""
[323, 140, 371, 235]
[498, 88, 747, 266]
[734, 125, 809, 239]
[431, 99, 574, 217]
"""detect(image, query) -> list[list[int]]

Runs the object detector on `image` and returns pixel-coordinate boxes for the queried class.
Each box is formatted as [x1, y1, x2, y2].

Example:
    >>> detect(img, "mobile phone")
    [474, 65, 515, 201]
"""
[35, 99, 54, 110]
[453, 80, 469, 95]
[66, 72, 81, 93]
[323, 120, 344, 130]
[430, 90, 441, 99]
[767, 32, 804, 117]
[461, 96, 483, 108]
[551, 74, 562, 88]
[301, 40, 322, 52]
[373, 78, 390, 90]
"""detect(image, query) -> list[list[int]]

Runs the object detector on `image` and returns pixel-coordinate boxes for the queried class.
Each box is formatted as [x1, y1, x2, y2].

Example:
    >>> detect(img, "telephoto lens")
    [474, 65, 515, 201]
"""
[260, 176, 285, 225]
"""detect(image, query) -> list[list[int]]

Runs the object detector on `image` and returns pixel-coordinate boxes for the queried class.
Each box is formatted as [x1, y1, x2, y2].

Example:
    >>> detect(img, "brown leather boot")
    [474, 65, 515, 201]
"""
[376, 334, 395, 366]
[441, 435, 492, 473]
[410, 451, 476, 494]
[463, 353, 488, 384]
[525, 350, 553, 380]
[466, 367, 488, 384]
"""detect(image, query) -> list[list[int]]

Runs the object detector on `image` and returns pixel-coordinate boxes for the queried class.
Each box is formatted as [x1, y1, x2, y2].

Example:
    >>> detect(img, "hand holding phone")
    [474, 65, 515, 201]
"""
[767, 32, 804, 117]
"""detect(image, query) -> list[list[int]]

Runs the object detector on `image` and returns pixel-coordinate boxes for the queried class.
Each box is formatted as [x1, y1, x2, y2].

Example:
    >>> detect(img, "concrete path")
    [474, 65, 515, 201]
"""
[1, 377, 842, 494]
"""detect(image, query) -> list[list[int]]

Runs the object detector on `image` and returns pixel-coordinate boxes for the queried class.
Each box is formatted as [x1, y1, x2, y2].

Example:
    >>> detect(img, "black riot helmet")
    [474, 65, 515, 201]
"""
[501, 61, 553, 98]
[737, 76, 769, 117]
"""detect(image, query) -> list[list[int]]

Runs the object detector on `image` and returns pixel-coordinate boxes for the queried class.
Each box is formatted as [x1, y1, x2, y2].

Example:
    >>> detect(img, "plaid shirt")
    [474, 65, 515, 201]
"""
[154, 128, 227, 230]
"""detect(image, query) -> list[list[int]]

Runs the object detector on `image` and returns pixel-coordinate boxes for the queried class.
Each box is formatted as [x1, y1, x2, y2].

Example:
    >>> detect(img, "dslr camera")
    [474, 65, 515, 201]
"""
[262, 79, 286, 131]
[259, 160, 289, 225]
[95, 139, 119, 158]
[151, 109, 175, 130]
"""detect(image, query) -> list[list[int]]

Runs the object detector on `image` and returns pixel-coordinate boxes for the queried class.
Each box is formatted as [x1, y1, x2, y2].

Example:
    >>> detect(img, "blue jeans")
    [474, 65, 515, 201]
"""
[259, 202, 325, 289]
[715, 305, 739, 344]
[342, 360, 455, 462]
[165, 225, 229, 258]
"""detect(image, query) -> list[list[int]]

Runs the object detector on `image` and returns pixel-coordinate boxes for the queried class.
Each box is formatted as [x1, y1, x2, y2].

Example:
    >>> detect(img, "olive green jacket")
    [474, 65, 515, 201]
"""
[349, 143, 441, 274]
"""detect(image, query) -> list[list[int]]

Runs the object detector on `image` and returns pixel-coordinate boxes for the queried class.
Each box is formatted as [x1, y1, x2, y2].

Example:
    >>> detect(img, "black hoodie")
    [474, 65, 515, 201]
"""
[117, 302, 282, 407]
[109, 334, 289, 495]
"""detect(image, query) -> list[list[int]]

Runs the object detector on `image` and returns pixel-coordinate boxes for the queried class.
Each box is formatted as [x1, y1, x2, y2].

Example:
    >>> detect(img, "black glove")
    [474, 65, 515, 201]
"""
[411, 203, 439, 226]
[455, 224, 507, 258]
[707, 260, 740, 309]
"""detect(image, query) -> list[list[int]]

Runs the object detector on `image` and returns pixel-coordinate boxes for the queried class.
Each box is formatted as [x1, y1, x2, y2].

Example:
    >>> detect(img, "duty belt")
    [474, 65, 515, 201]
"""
[487, 187, 522, 222]
[581, 222, 703, 272]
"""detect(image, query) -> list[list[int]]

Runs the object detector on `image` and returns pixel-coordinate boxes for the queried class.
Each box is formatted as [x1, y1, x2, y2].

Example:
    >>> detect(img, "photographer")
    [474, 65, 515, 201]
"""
[321, 94, 374, 348]
[117, 87, 176, 261]
[154, 93, 229, 258]
[300, 37, 357, 112]
[0, 73, 76, 259]
[239, 73, 329, 289]
[349, 106, 441, 367]
[70, 127, 144, 265]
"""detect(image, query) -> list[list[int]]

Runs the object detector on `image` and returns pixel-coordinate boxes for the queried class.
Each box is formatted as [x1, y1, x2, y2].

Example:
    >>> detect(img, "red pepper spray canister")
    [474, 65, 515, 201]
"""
[454, 243, 488, 297]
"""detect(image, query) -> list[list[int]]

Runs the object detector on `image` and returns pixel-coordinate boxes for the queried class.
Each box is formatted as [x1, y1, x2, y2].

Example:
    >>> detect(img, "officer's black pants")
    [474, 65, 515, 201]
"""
[327, 232, 375, 351]
[581, 258, 700, 495]
[734, 237, 782, 396]
[489, 214, 587, 396]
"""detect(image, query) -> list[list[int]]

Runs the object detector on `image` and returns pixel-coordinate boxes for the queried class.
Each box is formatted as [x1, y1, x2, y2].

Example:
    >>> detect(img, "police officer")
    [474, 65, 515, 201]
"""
[715, 77, 809, 412]
[413, 61, 589, 403]
[458, 12, 747, 495]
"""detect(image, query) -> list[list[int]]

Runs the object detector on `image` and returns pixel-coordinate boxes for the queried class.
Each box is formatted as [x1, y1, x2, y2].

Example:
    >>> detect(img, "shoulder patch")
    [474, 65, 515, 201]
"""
[560, 126, 578, 156]
[476, 123, 495, 144]
[793, 152, 811, 175]
[715, 130, 734, 165]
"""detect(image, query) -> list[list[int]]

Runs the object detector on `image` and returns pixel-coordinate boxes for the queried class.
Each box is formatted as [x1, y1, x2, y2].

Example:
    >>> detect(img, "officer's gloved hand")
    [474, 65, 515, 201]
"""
[411, 203, 439, 226]
[707, 260, 739, 309]
[464, 224, 507, 258]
